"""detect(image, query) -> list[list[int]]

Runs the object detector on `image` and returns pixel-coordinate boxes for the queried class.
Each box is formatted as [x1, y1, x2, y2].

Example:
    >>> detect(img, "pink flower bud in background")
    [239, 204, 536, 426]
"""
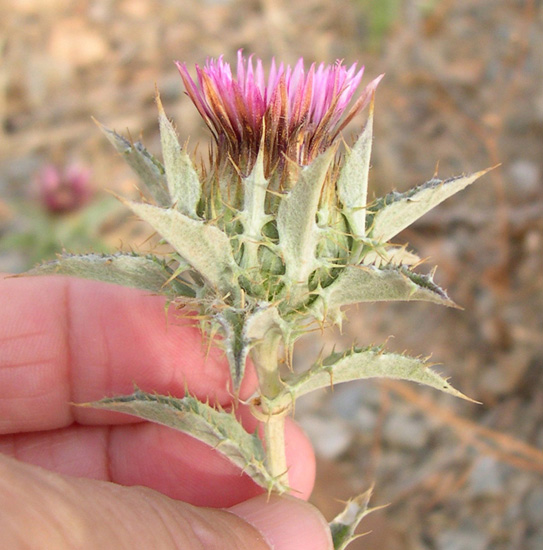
[35, 162, 93, 214]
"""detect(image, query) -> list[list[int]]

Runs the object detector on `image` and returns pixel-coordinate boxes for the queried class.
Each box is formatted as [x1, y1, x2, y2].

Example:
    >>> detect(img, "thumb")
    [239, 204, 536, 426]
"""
[229, 494, 333, 550]
[0, 454, 332, 550]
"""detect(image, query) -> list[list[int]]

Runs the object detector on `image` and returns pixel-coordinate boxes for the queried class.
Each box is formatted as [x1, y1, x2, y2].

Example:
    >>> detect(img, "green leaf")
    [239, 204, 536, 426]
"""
[25, 252, 193, 297]
[368, 168, 492, 243]
[156, 94, 201, 219]
[215, 304, 283, 392]
[330, 489, 374, 550]
[284, 346, 475, 401]
[312, 264, 456, 322]
[84, 389, 288, 493]
[240, 150, 273, 273]
[244, 303, 283, 342]
[337, 102, 373, 240]
[277, 148, 335, 303]
[123, 201, 239, 298]
[96, 121, 171, 207]
[215, 308, 250, 392]
[361, 245, 420, 267]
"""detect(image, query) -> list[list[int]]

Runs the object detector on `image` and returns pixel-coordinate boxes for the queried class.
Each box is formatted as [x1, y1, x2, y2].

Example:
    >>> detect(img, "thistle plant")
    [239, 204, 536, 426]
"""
[36, 162, 93, 214]
[28, 52, 489, 548]
[1, 161, 116, 270]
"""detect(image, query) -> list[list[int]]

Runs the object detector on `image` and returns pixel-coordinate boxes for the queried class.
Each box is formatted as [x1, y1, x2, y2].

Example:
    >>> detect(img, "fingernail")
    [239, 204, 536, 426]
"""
[229, 494, 332, 550]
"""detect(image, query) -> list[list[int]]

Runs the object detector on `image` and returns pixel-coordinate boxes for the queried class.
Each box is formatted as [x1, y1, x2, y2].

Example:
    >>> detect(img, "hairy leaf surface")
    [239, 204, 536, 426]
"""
[26, 253, 193, 296]
[285, 347, 474, 401]
[85, 389, 287, 493]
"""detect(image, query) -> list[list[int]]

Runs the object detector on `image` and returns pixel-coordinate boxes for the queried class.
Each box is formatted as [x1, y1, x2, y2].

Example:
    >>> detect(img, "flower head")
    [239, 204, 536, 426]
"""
[176, 51, 382, 180]
[35, 162, 93, 214]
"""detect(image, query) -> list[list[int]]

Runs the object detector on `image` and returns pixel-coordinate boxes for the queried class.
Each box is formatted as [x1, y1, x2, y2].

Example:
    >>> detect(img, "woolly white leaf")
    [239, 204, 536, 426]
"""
[337, 102, 374, 240]
[85, 389, 287, 493]
[240, 150, 272, 272]
[97, 121, 170, 207]
[216, 304, 283, 391]
[124, 200, 239, 297]
[157, 95, 201, 219]
[277, 149, 335, 303]
[26, 253, 192, 297]
[369, 169, 491, 243]
[285, 347, 474, 401]
[330, 489, 375, 550]
[215, 308, 250, 392]
[311, 264, 456, 323]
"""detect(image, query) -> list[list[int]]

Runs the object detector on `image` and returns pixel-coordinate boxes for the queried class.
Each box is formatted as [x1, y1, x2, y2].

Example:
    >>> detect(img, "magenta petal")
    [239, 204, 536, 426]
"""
[176, 53, 379, 171]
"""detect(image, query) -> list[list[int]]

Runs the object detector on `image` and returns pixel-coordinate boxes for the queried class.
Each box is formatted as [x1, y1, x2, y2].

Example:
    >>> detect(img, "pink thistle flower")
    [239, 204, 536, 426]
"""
[176, 51, 382, 180]
[36, 162, 93, 214]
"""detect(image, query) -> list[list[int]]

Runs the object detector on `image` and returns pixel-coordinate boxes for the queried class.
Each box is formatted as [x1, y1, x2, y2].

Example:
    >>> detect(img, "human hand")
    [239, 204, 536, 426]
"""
[0, 275, 332, 549]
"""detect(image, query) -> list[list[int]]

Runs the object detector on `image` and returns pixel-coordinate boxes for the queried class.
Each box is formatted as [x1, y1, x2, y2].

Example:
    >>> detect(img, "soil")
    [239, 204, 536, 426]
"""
[1, 1, 542, 548]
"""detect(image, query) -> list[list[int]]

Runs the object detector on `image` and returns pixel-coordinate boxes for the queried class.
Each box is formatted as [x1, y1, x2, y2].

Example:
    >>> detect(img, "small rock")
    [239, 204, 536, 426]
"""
[507, 160, 540, 200]
[524, 486, 543, 526]
[294, 389, 326, 417]
[437, 527, 489, 550]
[12, 0, 65, 14]
[49, 19, 108, 68]
[354, 405, 378, 433]
[526, 532, 543, 550]
[478, 358, 529, 398]
[330, 382, 363, 419]
[468, 456, 505, 497]
[298, 415, 353, 460]
[119, 0, 151, 18]
[329, 380, 381, 418]
[383, 413, 430, 450]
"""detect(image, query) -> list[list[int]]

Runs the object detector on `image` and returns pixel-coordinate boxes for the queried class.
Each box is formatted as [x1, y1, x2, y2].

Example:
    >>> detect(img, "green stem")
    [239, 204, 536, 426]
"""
[251, 331, 289, 486]
[262, 404, 288, 483]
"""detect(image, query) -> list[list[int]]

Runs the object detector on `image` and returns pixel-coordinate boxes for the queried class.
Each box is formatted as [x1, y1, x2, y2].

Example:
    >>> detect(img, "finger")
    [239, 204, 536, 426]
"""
[230, 495, 333, 550]
[0, 274, 316, 506]
[0, 411, 316, 505]
[0, 274, 257, 434]
[0, 454, 332, 550]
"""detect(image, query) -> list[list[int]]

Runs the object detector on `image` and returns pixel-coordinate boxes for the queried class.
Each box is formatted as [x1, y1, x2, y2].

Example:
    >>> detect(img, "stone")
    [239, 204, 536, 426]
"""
[508, 160, 540, 200]
[298, 415, 353, 460]
[383, 413, 430, 450]
[49, 19, 108, 68]
[437, 527, 489, 550]
[468, 456, 505, 497]
[524, 486, 543, 526]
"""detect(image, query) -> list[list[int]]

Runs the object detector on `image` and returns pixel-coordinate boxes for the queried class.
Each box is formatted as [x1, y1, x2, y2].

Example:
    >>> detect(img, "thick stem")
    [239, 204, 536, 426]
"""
[262, 404, 288, 483]
[250, 332, 290, 485]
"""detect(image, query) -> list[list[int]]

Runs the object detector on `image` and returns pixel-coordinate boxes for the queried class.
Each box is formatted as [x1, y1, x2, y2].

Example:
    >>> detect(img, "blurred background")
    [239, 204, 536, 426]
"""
[1, 1, 542, 548]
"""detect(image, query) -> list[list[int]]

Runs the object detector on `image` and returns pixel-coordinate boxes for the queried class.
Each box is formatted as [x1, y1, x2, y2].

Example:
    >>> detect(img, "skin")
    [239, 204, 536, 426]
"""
[0, 274, 332, 550]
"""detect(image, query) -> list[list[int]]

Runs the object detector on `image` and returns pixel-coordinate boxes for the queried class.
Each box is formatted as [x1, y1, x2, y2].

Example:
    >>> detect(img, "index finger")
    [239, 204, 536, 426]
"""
[0, 274, 257, 434]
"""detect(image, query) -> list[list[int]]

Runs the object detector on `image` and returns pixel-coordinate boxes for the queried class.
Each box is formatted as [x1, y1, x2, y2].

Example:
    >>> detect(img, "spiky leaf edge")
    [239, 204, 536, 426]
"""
[368, 168, 494, 243]
[94, 119, 171, 207]
[330, 488, 386, 550]
[283, 346, 476, 402]
[24, 252, 195, 297]
[82, 388, 288, 493]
